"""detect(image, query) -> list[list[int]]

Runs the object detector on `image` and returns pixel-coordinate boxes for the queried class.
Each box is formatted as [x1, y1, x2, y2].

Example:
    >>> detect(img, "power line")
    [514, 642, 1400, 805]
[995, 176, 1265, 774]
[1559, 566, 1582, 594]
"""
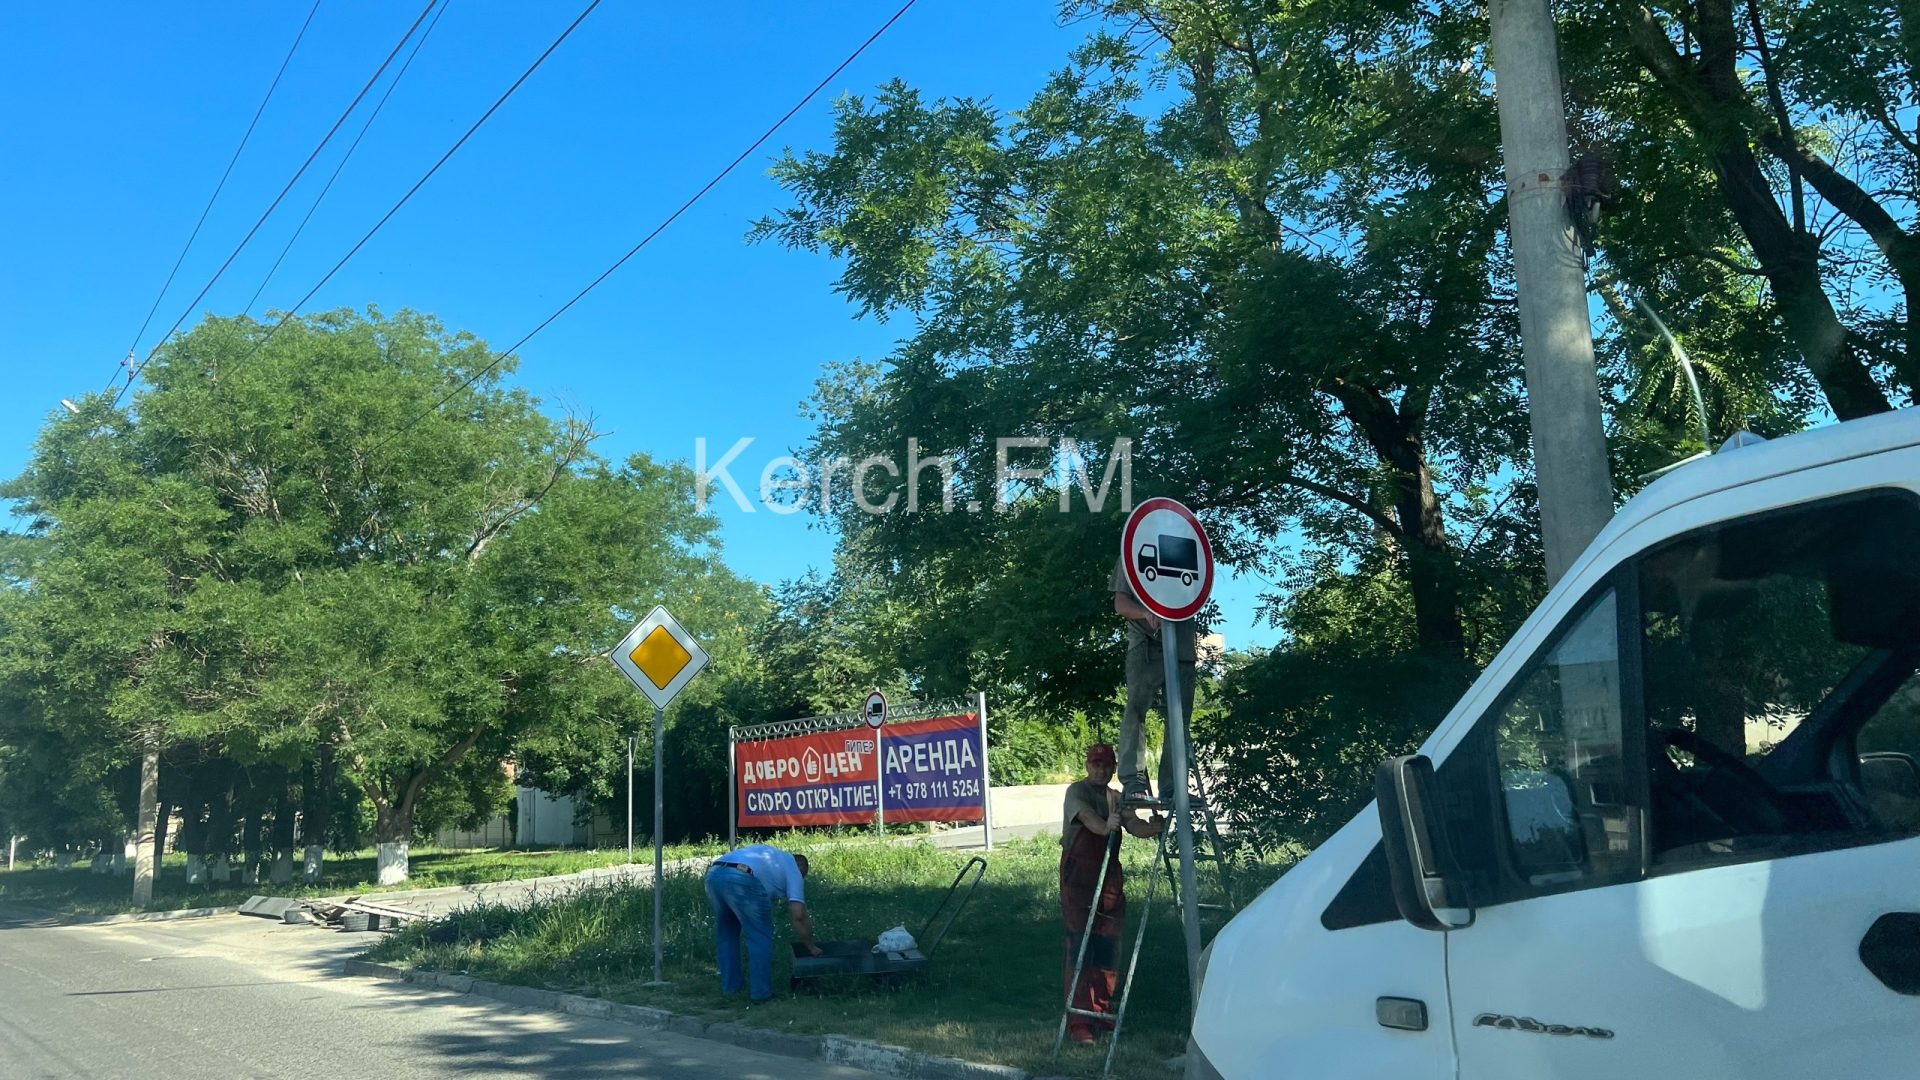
[111, 0, 441, 406]
[368, 0, 921, 454]
[214, 0, 607, 388]
[244, 0, 449, 317]
[114, 0, 324, 390]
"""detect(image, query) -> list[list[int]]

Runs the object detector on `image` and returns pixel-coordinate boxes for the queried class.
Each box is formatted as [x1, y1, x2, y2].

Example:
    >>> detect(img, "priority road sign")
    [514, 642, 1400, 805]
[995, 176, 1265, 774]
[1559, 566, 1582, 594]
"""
[610, 605, 709, 709]
[1119, 497, 1214, 622]
[609, 603, 709, 989]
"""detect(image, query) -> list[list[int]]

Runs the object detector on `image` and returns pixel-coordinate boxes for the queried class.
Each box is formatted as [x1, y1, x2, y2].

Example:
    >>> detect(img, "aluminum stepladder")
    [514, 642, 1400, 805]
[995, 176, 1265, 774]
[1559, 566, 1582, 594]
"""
[1050, 798, 1168, 1079]
[1160, 767, 1237, 913]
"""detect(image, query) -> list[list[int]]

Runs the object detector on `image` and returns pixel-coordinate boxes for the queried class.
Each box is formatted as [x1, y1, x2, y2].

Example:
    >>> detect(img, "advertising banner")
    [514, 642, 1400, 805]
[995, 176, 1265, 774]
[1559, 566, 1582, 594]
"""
[736, 727, 880, 828]
[735, 711, 985, 828]
[878, 711, 986, 823]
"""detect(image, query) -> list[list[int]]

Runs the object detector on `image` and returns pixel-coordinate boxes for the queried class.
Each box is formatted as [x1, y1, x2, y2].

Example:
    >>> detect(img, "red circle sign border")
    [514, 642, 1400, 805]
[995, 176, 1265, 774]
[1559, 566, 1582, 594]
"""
[1120, 497, 1214, 622]
[864, 689, 888, 729]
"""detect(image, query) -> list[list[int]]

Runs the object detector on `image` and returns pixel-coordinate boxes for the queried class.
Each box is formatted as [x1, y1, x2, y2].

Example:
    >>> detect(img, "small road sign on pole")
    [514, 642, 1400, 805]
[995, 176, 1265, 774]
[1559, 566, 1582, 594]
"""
[1119, 497, 1213, 1005]
[609, 605, 710, 987]
[865, 690, 888, 837]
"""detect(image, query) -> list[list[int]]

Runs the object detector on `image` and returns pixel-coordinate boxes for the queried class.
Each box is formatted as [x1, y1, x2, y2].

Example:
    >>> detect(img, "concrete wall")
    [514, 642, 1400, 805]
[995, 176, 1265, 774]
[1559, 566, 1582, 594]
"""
[434, 814, 513, 849]
[988, 783, 1070, 832]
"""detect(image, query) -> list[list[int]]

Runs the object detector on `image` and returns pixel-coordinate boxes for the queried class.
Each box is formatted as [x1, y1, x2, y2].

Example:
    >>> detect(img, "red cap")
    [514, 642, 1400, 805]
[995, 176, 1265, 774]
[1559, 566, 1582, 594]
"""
[1086, 742, 1116, 766]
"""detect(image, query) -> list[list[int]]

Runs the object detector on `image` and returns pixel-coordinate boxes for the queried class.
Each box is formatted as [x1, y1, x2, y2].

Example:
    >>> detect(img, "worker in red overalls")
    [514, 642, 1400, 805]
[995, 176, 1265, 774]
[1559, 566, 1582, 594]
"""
[1059, 742, 1164, 1042]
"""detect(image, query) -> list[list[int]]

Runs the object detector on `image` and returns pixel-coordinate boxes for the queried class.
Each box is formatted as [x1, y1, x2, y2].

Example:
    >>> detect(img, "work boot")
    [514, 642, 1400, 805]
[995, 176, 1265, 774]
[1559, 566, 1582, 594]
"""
[1120, 773, 1154, 803]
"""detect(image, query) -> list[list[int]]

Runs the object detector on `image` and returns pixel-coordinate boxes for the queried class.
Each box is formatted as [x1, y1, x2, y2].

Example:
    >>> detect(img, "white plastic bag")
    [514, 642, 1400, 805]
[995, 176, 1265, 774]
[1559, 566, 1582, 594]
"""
[873, 926, 918, 953]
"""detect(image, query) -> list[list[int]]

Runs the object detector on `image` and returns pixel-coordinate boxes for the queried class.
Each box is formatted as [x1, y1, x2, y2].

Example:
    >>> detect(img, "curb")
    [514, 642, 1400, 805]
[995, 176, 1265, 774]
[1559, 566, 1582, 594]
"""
[317, 855, 716, 911]
[2, 903, 243, 927]
[340, 959, 1027, 1079]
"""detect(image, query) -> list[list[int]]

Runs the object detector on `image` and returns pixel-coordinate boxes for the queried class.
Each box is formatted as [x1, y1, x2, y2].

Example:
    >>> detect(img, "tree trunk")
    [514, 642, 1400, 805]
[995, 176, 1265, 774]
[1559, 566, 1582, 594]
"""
[132, 737, 160, 905]
[179, 795, 207, 886]
[206, 772, 235, 883]
[153, 800, 171, 881]
[239, 808, 261, 885]
[300, 751, 335, 884]
[1330, 383, 1468, 655]
[269, 778, 297, 886]
[371, 789, 417, 885]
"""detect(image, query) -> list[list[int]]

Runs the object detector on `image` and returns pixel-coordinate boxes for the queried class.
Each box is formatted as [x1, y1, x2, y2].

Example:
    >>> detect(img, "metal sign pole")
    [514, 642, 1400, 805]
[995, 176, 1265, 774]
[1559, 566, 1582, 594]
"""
[627, 733, 636, 864]
[727, 730, 737, 849]
[876, 723, 886, 839]
[1161, 621, 1203, 1004]
[649, 703, 667, 986]
[977, 691, 994, 851]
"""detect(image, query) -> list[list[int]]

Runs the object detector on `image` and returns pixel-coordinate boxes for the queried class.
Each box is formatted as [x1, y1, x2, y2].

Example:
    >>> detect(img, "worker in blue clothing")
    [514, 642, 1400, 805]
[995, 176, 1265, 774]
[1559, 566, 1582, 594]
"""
[705, 843, 823, 1001]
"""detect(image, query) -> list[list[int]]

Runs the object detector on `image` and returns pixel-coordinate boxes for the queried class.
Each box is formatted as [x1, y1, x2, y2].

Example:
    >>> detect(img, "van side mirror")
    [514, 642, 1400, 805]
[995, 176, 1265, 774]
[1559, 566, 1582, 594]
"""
[1376, 754, 1474, 931]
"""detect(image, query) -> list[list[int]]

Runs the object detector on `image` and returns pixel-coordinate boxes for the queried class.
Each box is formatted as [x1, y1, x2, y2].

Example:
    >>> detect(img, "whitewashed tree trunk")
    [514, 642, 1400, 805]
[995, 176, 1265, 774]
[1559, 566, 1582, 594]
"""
[54, 852, 74, 871]
[90, 851, 111, 873]
[375, 842, 409, 885]
[242, 856, 259, 885]
[133, 738, 160, 904]
[185, 853, 205, 884]
[270, 851, 293, 885]
[302, 845, 324, 883]
[210, 854, 231, 883]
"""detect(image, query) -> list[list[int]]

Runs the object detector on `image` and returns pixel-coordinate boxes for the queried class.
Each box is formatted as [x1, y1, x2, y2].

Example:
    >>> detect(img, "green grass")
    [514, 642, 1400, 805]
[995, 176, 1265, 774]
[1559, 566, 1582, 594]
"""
[363, 834, 1292, 1079]
[0, 842, 726, 916]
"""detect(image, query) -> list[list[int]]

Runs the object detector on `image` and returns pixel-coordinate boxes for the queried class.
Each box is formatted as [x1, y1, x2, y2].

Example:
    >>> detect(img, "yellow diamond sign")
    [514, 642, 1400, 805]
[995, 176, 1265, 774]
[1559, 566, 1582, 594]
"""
[610, 605, 708, 708]
[629, 626, 691, 689]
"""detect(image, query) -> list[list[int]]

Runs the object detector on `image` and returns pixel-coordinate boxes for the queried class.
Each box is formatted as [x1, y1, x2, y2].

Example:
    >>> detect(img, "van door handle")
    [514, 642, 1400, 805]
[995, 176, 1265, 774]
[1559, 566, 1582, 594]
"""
[1860, 912, 1920, 994]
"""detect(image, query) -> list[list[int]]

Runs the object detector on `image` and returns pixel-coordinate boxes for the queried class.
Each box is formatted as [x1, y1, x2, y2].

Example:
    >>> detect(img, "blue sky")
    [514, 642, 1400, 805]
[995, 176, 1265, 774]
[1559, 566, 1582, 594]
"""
[0, 1, 1280, 650]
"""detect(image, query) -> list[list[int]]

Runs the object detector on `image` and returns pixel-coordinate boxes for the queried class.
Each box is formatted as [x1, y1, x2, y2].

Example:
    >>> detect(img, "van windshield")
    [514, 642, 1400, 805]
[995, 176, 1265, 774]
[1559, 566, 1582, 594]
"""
[1639, 491, 1920, 864]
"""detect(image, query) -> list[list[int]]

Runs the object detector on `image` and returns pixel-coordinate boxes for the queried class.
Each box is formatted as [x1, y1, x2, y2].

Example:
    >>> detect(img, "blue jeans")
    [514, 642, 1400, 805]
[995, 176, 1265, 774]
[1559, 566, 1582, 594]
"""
[705, 864, 775, 1001]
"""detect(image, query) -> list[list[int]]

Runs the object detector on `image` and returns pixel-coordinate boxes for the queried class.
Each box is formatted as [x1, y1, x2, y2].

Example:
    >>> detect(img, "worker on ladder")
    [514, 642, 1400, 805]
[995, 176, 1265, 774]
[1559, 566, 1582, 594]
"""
[1060, 743, 1163, 1043]
[1111, 556, 1200, 802]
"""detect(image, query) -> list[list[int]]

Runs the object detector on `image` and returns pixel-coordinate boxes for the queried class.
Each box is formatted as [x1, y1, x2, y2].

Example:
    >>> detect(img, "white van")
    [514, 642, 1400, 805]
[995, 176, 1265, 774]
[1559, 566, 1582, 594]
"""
[1188, 408, 1920, 1078]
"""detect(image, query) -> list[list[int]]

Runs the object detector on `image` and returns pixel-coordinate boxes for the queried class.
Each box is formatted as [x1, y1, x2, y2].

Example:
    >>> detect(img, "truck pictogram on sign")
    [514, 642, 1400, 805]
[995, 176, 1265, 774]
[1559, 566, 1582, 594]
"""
[1136, 534, 1200, 586]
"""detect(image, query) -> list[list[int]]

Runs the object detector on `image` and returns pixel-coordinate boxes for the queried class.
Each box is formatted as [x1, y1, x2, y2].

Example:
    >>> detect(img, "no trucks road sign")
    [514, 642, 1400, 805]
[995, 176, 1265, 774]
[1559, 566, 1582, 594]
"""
[1119, 497, 1215, 622]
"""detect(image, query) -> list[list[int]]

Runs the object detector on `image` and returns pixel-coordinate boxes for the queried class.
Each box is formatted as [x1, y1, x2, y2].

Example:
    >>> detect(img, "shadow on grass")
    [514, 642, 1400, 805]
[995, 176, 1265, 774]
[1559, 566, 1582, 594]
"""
[363, 835, 1290, 1080]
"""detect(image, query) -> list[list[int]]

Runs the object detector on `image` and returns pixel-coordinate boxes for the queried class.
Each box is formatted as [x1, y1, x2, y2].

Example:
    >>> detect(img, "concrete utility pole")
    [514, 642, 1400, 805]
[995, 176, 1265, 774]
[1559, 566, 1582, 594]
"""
[1489, 0, 1615, 585]
[132, 734, 160, 904]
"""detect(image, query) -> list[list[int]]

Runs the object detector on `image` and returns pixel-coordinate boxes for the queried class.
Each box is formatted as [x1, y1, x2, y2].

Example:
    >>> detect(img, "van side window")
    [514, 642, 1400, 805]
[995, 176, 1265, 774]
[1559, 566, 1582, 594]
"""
[1638, 491, 1920, 870]
[1492, 589, 1639, 890]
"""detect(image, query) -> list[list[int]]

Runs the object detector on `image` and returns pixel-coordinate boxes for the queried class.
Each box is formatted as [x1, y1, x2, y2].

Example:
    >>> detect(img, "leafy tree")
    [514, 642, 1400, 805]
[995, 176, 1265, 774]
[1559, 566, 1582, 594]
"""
[1, 307, 765, 886]
[0, 391, 245, 894]
[1563, 0, 1920, 419]
[754, 5, 1552, 838]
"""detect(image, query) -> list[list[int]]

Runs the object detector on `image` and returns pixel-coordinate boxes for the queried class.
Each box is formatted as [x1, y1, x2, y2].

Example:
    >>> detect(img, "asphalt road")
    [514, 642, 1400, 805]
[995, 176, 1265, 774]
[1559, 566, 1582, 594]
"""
[0, 909, 873, 1080]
